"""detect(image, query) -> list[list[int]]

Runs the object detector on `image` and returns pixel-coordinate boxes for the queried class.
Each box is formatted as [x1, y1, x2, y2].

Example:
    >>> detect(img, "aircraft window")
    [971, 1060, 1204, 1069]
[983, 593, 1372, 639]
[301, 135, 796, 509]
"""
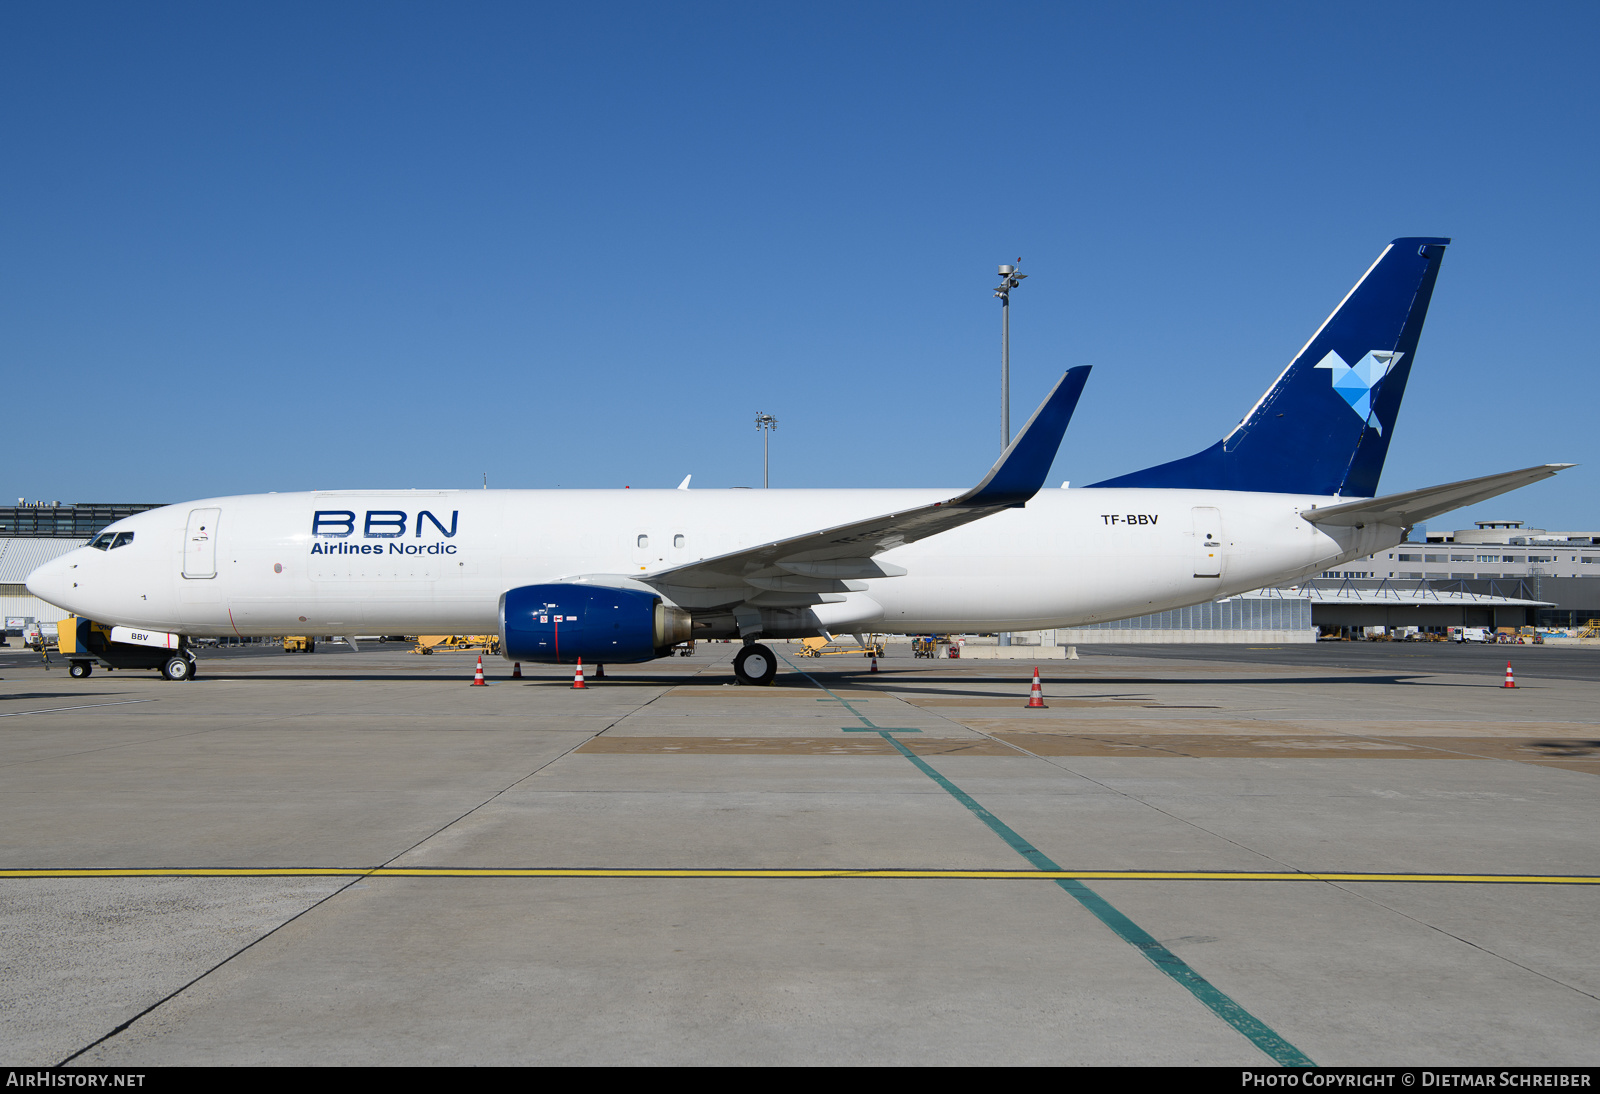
[637, 535, 648, 548]
[88, 533, 112, 550]
[674, 534, 685, 548]
[111, 532, 135, 549]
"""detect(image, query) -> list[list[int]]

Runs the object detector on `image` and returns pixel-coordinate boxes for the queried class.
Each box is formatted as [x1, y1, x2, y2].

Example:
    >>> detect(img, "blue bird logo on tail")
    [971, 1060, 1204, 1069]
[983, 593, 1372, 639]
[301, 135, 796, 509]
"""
[1313, 350, 1403, 434]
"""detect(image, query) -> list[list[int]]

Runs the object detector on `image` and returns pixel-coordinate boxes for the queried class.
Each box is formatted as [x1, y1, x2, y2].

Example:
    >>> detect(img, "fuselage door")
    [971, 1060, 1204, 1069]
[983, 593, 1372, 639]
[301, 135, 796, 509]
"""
[1192, 507, 1223, 578]
[632, 532, 660, 572]
[183, 508, 221, 579]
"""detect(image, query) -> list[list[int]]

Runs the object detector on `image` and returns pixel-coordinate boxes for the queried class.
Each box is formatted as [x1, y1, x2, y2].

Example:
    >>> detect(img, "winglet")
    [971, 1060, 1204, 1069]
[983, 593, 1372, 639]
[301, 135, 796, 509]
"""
[956, 366, 1091, 508]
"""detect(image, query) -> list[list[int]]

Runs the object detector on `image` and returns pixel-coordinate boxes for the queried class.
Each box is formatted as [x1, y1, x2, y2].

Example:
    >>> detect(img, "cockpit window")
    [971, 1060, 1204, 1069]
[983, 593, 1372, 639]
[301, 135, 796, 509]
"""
[111, 532, 134, 549]
[88, 533, 113, 551]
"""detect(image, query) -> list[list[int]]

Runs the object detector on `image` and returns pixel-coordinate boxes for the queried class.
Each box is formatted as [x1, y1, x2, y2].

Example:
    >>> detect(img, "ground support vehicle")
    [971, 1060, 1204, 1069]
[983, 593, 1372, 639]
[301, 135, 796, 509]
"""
[413, 635, 501, 655]
[796, 636, 885, 658]
[58, 616, 198, 681]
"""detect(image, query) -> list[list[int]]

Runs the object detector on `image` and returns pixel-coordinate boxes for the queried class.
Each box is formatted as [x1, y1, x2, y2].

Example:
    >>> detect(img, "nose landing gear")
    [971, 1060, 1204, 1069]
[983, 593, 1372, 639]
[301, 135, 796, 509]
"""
[733, 643, 777, 686]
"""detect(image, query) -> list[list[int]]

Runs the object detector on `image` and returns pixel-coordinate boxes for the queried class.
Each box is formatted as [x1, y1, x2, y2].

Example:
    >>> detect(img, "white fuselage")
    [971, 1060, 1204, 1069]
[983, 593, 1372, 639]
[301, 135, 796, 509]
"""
[25, 487, 1399, 640]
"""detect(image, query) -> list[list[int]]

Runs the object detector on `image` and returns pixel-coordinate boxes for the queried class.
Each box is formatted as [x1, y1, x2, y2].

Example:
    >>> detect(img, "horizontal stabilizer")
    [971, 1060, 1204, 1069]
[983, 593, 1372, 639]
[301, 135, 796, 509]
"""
[1302, 464, 1574, 528]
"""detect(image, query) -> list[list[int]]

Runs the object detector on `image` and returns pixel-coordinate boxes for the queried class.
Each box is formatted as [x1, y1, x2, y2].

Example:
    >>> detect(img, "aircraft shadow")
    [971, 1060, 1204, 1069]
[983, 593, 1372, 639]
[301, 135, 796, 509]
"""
[791, 673, 1430, 692]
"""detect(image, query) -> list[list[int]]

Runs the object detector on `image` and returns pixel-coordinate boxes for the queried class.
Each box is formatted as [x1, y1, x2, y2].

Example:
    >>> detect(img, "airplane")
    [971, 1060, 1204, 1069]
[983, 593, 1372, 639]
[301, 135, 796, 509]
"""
[26, 236, 1571, 685]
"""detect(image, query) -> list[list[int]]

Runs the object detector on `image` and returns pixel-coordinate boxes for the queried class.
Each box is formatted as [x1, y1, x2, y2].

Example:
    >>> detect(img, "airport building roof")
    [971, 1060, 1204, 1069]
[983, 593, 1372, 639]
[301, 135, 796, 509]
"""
[0, 537, 86, 584]
[1263, 579, 1550, 608]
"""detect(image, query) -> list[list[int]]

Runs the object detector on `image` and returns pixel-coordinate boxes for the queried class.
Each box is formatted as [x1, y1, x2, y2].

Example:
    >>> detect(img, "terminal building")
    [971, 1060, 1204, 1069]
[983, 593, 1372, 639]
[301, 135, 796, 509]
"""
[1309, 520, 1600, 632]
[1317, 521, 1600, 583]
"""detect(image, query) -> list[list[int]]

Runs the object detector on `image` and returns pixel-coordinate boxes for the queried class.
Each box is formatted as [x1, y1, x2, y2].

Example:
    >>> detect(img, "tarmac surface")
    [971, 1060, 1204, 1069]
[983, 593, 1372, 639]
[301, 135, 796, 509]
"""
[0, 639, 1596, 1066]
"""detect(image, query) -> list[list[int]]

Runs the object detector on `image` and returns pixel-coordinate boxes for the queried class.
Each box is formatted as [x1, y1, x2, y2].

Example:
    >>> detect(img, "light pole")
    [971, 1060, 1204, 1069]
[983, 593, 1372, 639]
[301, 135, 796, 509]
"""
[755, 412, 777, 488]
[995, 258, 1027, 450]
[994, 260, 1027, 648]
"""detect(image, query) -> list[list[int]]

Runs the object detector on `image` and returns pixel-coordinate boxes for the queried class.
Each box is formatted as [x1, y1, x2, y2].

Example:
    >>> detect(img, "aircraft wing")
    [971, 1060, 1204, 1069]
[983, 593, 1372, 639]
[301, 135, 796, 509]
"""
[1302, 464, 1575, 528]
[643, 367, 1091, 596]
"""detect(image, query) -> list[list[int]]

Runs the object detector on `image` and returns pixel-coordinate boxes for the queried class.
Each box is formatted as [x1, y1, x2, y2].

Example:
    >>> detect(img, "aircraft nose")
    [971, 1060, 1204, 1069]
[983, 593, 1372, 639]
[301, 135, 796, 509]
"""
[25, 555, 73, 608]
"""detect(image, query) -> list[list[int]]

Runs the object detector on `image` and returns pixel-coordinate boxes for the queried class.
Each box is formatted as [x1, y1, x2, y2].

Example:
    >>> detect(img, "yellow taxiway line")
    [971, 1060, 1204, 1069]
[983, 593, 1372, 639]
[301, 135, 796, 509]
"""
[2, 868, 1598, 884]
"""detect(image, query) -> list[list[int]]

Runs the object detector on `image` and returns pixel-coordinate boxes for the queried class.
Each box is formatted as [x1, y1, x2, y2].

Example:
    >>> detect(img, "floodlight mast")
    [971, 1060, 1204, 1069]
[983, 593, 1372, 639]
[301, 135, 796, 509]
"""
[994, 259, 1026, 648]
[754, 412, 778, 488]
[995, 259, 1027, 450]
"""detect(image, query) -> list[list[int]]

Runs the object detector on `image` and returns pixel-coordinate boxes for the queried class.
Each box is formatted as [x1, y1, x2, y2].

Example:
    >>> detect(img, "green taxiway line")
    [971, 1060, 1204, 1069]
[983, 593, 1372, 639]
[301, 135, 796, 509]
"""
[779, 652, 1316, 1069]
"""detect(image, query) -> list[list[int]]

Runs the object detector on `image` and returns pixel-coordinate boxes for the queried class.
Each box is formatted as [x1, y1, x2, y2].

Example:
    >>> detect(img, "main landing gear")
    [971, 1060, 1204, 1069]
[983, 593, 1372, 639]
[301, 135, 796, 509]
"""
[162, 654, 197, 682]
[733, 643, 777, 687]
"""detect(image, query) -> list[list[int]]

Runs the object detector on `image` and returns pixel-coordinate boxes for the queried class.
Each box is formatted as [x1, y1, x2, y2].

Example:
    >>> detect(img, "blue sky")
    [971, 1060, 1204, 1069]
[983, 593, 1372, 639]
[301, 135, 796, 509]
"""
[4, 2, 1596, 530]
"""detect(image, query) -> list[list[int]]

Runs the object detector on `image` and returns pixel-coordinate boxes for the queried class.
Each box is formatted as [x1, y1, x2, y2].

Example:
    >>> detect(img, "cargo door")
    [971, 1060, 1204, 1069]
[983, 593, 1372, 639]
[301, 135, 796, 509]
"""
[183, 508, 221, 579]
[1192, 507, 1223, 579]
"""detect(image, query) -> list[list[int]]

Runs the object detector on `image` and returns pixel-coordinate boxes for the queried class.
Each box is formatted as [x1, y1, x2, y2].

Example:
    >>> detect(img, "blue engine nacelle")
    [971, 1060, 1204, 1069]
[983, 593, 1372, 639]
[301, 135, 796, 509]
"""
[499, 584, 692, 664]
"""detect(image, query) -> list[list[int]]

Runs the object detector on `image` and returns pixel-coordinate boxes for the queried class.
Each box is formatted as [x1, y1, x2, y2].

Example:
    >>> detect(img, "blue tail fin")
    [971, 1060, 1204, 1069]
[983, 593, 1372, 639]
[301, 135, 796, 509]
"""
[1087, 237, 1450, 497]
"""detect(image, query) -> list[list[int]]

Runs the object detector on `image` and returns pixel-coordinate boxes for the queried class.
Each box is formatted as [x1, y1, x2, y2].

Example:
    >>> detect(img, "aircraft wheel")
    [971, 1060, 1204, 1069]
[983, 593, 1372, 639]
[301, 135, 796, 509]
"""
[163, 655, 193, 682]
[69, 661, 93, 679]
[733, 643, 777, 686]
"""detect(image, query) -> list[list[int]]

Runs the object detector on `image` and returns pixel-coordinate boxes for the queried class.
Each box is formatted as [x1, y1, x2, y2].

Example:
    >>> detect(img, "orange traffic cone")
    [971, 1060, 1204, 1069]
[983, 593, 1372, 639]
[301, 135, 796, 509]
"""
[594, 663, 605, 679]
[870, 653, 879, 673]
[1025, 667, 1047, 708]
[512, 662, 522, 679]
[471, 655, 488, 686]
[1503, 662, 1516, 689]
[572, 659, 587, 689]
